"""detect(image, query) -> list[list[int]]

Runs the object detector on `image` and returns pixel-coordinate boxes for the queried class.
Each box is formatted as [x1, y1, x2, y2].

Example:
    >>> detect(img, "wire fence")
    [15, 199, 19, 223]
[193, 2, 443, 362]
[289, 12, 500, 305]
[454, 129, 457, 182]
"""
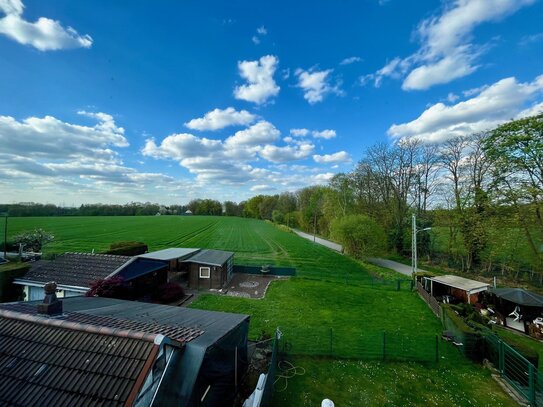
[484, 332, 543, 406]
[277, 327, 439, 363]
[300, 274, 414, 292]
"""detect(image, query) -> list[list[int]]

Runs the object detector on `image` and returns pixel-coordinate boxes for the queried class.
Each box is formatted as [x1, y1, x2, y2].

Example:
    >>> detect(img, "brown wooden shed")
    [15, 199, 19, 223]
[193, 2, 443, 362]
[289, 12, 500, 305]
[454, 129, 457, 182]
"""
[184, 249, 234, 289]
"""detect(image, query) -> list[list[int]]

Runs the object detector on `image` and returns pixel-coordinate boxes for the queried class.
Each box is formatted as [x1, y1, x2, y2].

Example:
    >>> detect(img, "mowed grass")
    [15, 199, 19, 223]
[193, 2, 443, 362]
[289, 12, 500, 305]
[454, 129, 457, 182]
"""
[7, 216, 515, 405]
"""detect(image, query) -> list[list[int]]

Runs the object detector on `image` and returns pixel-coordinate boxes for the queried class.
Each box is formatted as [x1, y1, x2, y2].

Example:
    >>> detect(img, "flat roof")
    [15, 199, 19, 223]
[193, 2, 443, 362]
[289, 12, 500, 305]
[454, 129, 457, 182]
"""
[138, 248, 200, 261]
[183, 249, 234, 267]
[428, 275, 489, 292]
[490, 288, 543, 307]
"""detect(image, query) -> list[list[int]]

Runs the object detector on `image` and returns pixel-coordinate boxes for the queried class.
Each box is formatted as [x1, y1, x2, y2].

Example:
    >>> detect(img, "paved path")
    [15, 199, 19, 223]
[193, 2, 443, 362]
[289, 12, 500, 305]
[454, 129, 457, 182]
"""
[292, 229, 343, 252]
[367, 258, 424, 277]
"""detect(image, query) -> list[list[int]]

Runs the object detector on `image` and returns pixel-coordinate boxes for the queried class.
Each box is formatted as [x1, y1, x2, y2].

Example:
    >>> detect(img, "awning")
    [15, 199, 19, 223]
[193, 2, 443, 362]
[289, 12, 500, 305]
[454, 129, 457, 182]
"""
[428, 275, 489, 294]
[490, 288, 543, 307]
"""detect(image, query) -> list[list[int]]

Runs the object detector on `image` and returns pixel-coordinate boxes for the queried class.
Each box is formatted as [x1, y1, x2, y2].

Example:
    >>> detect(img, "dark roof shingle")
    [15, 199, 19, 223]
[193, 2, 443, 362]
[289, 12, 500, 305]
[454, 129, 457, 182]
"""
[19, 253, 131, 289]
[184, 249, 234, 267]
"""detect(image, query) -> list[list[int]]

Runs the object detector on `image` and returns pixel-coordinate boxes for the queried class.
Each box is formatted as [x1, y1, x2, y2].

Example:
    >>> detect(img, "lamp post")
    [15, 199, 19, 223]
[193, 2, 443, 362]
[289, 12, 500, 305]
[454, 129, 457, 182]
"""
[1, 213, 7, 260]
[412, 214, 431, 280]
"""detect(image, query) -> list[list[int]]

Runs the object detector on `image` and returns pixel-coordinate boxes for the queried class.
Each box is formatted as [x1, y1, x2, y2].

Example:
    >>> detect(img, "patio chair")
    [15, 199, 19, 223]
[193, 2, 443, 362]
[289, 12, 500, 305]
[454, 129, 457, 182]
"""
[533, 317, 543, 327]
[509, 306, 522, 322]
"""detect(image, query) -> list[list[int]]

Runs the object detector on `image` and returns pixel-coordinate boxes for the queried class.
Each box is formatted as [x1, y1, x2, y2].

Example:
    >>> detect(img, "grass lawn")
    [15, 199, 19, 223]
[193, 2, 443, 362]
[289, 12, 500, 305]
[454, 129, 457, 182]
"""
[493, 325, 543, 364]
[271, 356, 515, 407]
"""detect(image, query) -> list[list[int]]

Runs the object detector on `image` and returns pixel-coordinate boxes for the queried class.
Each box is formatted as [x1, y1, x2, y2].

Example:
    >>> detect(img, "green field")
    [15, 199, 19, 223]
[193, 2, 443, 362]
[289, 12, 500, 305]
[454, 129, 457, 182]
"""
[4, 216, 516, 406]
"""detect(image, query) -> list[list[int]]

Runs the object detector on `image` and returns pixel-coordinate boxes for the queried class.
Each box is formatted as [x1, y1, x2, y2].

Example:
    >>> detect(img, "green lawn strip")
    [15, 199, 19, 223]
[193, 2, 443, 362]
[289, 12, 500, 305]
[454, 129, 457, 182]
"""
[271, 356, 516, 407]
[191, 279, 441, 358]
[492, 325, 543, 364]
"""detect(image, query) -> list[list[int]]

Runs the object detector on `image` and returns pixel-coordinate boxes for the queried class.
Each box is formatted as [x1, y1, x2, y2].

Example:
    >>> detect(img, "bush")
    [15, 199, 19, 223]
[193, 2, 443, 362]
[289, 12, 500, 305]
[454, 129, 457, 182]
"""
[152, 282, 185, 304]
[0, 262, 29, 302]
[86, 276, 135, 300]
[105, 241, 148, 256]
[12, 229, 54, 252]
[330, 215, 387, 259]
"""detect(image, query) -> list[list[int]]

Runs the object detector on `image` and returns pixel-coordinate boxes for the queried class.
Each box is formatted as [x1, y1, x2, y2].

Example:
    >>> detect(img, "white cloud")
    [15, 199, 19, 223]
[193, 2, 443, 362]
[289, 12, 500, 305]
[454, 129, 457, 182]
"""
[516, 102, 543, 119]
[259, 143, 314, 163]
[340, 56, 362, 65]
[225, 121, 280, 147]
[446, 92, 460, 102]
[519, 33, 543, 47]
[0, 0, 92, 51]
[362, 0, 535, 90]
[313, 151, 351, 164]
[252, 36, 260, 45]
[234, 55, 280, 104]
[313, 173, 335, 183]
[0, 112, 127, 160]
[296, 68, 342, 104]
[290, 128, 310, 137]
[257, 26, 267, 35]
[312, 129, 336, 139]
[388, 74, 543, 142]
[251, 184, 275, 192]
[184, 107, 257, 131]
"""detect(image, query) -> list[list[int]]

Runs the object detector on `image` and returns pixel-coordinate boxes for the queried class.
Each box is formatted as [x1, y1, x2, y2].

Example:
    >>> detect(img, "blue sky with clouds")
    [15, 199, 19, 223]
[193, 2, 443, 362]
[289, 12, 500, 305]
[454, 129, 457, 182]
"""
[1, 0, 543, 205]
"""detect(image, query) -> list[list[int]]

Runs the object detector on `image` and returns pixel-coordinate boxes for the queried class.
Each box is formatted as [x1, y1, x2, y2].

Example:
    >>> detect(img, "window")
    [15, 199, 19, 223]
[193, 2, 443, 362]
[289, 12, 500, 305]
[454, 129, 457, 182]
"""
[199, 267, 210, 278]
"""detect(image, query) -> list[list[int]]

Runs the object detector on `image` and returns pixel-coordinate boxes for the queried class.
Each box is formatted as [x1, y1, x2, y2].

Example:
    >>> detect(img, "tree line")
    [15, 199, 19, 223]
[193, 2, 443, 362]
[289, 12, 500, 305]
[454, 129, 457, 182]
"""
[2, 114, 541, 279]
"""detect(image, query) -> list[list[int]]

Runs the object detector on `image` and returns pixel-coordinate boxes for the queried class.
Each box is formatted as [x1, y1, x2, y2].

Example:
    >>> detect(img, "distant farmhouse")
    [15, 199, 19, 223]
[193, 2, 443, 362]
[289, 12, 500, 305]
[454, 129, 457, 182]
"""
[14, 248, 235, 301]
[0, 291, 249, 406]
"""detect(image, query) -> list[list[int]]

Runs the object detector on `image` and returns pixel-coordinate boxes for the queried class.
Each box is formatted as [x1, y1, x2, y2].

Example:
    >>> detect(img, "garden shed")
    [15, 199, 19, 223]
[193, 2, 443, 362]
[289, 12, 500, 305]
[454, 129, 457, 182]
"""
[426, 275, 489, 304]
[184, 249, 234, 289]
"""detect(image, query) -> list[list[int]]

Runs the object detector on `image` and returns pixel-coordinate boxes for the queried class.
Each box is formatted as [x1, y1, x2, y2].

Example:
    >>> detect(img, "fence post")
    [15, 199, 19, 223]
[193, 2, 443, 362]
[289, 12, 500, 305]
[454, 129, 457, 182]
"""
[529, 364, 536, 406]
[329, 328, 333, 355]
[383, 331, 386, 361]
[499, 341, 504, 373]
[435, 335, 439, 363]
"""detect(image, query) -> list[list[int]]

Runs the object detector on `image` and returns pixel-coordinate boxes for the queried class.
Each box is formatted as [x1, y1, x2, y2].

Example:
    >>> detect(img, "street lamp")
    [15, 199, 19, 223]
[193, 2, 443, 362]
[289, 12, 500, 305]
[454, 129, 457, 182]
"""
[1, 213, 7, 260]
[412, 214, 431, 279]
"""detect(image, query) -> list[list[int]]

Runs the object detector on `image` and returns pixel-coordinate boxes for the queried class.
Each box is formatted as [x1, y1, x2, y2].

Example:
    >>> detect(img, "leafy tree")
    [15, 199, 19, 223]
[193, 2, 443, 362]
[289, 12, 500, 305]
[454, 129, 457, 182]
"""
[13, 229, 54, 252]
[330, 215, 386, 259]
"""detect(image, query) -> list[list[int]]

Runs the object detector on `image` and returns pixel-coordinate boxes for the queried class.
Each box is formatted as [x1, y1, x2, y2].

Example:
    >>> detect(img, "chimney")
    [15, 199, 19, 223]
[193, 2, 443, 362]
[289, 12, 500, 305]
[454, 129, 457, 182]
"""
[37, 281, 63, 316]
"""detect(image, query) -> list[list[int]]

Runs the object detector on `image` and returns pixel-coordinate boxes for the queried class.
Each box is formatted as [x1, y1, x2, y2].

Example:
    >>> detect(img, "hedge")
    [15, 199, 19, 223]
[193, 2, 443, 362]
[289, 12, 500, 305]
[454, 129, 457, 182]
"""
[0, 262, 30, 302]
[105, 241, 148, 256]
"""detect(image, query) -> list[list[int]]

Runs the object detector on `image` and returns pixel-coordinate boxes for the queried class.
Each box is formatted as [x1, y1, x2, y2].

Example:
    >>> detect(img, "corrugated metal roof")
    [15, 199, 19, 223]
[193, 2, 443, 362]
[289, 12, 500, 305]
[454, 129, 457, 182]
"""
[138, 248, 200, 261]
[184, 249, 234, 267]
[429, 275, 489, 292]
[0, 313, 157, 406]
[18, 253, 131, 289]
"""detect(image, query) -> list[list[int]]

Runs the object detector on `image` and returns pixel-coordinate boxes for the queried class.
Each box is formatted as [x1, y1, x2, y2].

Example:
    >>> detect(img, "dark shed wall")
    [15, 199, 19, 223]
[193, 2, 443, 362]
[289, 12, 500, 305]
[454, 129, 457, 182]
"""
[188, 263, 227, 289]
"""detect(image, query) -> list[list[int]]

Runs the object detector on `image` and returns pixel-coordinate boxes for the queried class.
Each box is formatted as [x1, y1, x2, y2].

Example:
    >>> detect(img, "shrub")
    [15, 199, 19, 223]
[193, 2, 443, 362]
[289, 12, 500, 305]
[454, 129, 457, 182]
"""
[330, 215, 386, 259]
[152, 282, 185, 304]
[0, 262, 29, 302]
[86, 276, 135, 300]
[12, 229, 54, 252]
[105, 241, 148, 256]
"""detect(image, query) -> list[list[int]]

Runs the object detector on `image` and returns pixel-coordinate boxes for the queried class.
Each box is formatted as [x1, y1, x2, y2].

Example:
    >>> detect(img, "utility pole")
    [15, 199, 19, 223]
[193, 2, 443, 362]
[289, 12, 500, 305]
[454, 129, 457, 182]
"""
[412, 214, 431, 280]
[2, 214, 7, 260]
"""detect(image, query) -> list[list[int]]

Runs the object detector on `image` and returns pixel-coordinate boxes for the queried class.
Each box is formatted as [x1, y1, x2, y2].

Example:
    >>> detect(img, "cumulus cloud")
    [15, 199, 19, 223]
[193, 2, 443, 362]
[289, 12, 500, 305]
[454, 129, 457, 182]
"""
[290, 128, 310, 137]
[0, 0, 93, 51]
[313, 151, 351, 164]
[225, 121, 280, 147]
[361, 0, 535, 90]
[0, 111, 127, 160]
[388, 74, 543, 142]
[184, 107, 257, 131]
[312, 129, 336, 139]
[295, 68, 342, 104]
[234, 55, 280, 104]
[259, 143, 314, 163]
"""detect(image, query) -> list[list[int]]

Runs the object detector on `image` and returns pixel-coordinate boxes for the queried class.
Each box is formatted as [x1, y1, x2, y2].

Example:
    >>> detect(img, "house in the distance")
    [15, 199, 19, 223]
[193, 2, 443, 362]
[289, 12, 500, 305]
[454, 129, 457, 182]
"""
[14, 252, 168, 301]
[0, 289, 249, 406]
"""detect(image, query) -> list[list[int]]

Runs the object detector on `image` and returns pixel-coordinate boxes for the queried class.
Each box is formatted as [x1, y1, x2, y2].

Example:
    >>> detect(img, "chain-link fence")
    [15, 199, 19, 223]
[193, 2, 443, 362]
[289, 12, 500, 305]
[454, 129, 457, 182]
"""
[278, 327, 439, 363]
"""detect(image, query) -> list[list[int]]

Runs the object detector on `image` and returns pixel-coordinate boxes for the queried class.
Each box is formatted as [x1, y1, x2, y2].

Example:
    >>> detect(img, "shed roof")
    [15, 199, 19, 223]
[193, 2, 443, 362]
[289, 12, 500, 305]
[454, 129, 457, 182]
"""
[490, 288, 543, 307]
[428, 275, 489, 293]
[17, 253, 131, 289]
[184, 249, 234, 267]
[138, 248, 200, 261]
[0, 308, 159, 406]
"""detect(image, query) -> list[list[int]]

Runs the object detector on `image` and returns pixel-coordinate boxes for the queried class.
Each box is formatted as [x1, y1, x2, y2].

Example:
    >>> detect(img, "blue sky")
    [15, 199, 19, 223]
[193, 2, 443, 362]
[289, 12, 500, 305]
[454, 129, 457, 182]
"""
[1, 0, 543, 205]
